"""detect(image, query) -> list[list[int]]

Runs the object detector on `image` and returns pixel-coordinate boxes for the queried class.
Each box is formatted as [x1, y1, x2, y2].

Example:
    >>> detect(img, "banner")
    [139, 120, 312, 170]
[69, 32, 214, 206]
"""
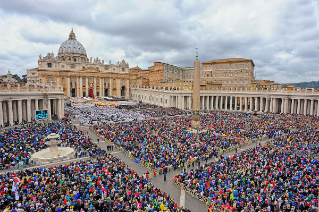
[71, 83, 76, 88]
[105, 83, 109, 88]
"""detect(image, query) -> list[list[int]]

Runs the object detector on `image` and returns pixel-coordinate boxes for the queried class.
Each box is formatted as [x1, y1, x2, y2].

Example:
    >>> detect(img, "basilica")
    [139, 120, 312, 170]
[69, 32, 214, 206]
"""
[27, 29, 130, 98]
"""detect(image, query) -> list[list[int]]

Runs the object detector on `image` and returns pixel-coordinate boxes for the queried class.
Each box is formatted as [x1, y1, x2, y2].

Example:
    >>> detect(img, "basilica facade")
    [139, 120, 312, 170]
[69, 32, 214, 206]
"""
[27, 30, 130, 98]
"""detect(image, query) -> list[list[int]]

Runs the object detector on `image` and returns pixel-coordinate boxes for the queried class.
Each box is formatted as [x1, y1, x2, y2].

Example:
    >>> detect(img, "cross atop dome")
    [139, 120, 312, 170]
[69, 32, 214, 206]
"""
[69, 28, 76, 40]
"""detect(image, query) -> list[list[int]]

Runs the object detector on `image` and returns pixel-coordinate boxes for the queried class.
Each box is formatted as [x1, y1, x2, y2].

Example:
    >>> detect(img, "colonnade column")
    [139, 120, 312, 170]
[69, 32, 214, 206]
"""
[260, 98, 264, 112]
[265, 98, 269, 112]
[18, 100, 22, 123]
[230, 97, 233, 110]
[13, 101, 17, 122]
[0, 101, 2, 127]
[225, 96, 228, 110]
[77, 77, 80, 97]
[303, 99, 307, 115]
[281, 98, 285, 113]
[47, 99, 51, 120]
[57, 98, 62, 119]
[310, 99, 314, 115]
[8, 100, 13, 126]
[215, 96, 219, 110]
[284, 98, 288, 114]
[297, 99, 301, 114]
[210, 96, 214, 110]
[249, 97, 254, 111]
[27, 99, 31, 122]
[244, 97, 248, 111]
[188, 96, 192, 109]
[317, 100, 319, 116]
[220, 96, 223, 110]
[291, 99, 295, 114]
[255, 97, 258, 111]
[234, 96, 237, 110]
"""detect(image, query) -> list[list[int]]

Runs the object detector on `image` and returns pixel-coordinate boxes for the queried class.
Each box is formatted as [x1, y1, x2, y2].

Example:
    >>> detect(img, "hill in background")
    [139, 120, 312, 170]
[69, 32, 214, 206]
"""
[282, 81, 319, 89]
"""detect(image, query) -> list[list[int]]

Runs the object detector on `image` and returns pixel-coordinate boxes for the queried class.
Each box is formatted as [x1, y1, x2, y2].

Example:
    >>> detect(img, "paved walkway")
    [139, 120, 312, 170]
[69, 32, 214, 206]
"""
[71, 118, 273, 212]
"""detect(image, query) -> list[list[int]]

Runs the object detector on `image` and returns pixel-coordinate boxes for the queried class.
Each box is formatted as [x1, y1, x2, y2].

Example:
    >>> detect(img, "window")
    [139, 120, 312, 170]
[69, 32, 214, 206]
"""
[82, 66, 85, 69]
[32, 73, 35, 75]
[72, 78, 75, 82]
[122, 68, 125, 72]
[89, 78, 93, 83]
[74, 59, 76, 62]
[105, 79, 108, 83]
[122, 79, 125, 84]
[83, 79, 85, 84]
[96, 79, 99, 84]
[47, 63, 52, 68]
[245, 79, 248, 84]
[48, 77, 52, 82]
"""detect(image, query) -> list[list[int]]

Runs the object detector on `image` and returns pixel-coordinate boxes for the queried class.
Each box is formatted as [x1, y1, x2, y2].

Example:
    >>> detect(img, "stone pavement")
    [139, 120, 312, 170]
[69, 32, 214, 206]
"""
[71, 118, 273, 212]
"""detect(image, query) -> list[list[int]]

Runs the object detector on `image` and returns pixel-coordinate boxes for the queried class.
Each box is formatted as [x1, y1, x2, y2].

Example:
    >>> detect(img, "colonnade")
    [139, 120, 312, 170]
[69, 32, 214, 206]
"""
[131, 88, 319, 116]
[0, 98, 64, 127]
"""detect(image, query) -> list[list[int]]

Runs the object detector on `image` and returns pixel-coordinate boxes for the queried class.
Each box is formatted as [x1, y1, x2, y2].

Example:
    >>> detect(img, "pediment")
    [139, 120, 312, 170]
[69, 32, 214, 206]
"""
[80, 67, 102, 73]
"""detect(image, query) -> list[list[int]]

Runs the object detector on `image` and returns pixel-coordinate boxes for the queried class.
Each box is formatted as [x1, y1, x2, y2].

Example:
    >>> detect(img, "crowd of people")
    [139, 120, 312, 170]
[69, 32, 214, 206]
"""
[91, 111, 302, 171]
[0, 156, 189, 212]
[65, 104, 191, 125]
[0, 120, 104, 170]
[174, 128, 319, 211]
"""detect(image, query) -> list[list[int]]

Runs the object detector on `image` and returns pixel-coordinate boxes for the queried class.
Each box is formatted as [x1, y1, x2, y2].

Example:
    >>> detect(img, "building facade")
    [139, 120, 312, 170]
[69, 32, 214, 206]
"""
[27, 30, 130, 98]
[0, 84, 64, 126]
[201, 58, 255, 90]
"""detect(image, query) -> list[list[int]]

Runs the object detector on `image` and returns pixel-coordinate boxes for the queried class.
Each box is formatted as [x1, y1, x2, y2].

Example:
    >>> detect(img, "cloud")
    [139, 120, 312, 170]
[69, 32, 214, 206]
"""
[0, 0, 318, 83]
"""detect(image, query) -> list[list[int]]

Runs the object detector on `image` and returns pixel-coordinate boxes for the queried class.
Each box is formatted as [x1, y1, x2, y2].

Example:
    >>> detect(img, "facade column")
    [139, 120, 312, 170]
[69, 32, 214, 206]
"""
[77, 77, 80, 97]
[303, 99, 307, 115]
[67, 77, 70, 97]
[234, 96, 237, 110]
[8, 100, 13, 126]
[93, 77, 97, 97]
[317, 100, 319, 116]
[188, 96, 192, 109]
[0, 101, 2, 127]
[297, 99, 301, 114]
[290, 99, 295, 114]
[225, 96, 228, 110]
[310, 99, 314, 115]
[255, 97, 258, 111]
[244, 97, 248, 111]
[80, 76, 83, 97]
[18, 100, 22, 123]
[85, 77, 89, 97]
[100, 77, 103, 97]
[27, 99, 31, 122]
[230, 96, 233, 110]
[239, 97, 243, 111]
[109, 78, 113, 97]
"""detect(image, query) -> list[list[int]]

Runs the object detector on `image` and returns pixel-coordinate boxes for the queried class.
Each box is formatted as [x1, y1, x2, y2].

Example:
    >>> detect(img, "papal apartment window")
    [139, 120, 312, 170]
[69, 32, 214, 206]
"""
[47, 63, 52, 68]
[105, 79, 107, 83]
[89, 78, 93, 83]
[72, 78, 75, 82]
[48, 77, 52, 82]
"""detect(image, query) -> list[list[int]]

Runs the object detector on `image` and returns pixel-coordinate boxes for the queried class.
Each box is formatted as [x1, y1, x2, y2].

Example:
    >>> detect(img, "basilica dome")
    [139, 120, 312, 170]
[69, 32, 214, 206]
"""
[58, 29, 87, 56]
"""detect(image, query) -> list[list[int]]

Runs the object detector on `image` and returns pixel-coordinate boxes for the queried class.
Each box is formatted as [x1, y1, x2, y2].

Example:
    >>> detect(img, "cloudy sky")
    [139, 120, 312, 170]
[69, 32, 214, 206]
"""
[0, 0, 319, 83]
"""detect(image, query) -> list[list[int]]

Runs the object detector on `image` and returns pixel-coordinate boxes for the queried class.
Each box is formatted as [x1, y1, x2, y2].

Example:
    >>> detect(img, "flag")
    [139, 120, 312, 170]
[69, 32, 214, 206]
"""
[101, 185, 107, 199]
[12, 177, 20, 200]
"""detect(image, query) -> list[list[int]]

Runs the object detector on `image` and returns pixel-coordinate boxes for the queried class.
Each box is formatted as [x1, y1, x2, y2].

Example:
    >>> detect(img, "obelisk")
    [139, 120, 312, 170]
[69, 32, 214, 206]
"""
[192, 49, 201, 128]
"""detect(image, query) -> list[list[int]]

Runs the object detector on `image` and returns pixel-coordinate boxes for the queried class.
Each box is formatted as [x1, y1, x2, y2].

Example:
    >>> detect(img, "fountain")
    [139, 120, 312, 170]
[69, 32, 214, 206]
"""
[31, 133, 75, 164]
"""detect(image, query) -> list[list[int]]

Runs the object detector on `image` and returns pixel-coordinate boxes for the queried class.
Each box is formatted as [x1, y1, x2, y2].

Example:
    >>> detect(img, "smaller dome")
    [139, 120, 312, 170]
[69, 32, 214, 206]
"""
[58, 29, 87, 56]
